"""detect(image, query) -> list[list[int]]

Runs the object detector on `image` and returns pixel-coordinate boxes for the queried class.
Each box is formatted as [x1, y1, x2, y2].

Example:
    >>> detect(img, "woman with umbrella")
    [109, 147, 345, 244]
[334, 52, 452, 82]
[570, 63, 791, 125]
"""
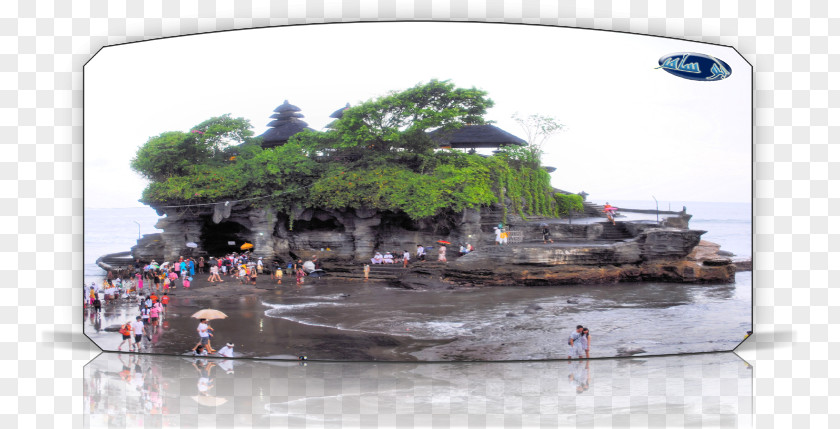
[437, 241, 449, 263]
[541, 223, 553, 244]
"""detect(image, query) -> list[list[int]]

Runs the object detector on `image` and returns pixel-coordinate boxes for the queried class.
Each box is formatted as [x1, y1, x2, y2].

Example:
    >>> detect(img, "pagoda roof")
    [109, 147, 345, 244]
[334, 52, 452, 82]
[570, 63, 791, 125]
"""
[428, 124, 527, 149]
[330, 103, 351, 119]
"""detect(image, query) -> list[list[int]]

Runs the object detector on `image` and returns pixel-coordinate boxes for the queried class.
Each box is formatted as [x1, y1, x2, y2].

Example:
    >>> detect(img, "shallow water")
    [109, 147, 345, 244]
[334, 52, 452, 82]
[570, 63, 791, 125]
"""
[261, 271, 751, 360]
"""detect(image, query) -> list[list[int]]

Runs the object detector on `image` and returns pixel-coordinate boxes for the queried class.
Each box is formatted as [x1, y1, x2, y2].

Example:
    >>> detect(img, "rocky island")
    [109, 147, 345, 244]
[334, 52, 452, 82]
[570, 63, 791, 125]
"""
[110, 80, 739, 287]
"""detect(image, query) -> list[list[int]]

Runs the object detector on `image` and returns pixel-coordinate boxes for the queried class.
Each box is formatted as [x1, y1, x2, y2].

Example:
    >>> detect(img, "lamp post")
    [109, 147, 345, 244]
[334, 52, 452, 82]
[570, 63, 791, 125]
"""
[652, 196, 659, 223]
[133, 221, 141, 238]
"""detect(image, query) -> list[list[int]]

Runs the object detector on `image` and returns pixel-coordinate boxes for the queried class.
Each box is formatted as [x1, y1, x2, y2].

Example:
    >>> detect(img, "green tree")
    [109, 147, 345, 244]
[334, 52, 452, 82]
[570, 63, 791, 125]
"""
[131, 115, 254, 182]
[321, 79, 495, 154]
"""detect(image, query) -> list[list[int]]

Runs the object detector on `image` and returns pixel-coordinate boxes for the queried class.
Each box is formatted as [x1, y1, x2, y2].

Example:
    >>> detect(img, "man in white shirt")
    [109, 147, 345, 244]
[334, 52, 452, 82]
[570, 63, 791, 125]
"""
[193, 319, 214, 353]
[131, 317, 145, 351]
[217, 343, 234, 358]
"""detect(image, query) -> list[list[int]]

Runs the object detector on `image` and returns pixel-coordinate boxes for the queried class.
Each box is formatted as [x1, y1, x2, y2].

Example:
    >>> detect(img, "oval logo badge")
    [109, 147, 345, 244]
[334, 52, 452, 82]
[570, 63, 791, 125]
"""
[657, 52, 732, 81]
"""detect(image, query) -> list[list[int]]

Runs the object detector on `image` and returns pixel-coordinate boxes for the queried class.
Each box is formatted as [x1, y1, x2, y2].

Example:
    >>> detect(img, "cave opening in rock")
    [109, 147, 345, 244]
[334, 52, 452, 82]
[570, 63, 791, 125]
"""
[200, 218, 252, 256]
[292, 216, 345, 232]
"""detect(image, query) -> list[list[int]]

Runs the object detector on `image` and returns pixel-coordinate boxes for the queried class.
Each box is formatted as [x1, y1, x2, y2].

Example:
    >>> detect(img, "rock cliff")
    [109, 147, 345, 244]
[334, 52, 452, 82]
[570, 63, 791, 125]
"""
[129, 201, 736, 285]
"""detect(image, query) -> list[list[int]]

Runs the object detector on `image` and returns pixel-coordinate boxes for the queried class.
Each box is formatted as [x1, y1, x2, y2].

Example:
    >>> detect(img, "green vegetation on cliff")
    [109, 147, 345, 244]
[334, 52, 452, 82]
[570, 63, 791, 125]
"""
[132, 80, 567, 223]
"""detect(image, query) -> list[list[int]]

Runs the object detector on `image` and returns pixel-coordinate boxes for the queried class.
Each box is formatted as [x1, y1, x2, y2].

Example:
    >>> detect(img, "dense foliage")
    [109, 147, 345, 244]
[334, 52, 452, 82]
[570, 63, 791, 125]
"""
[133, 81, 565, 225]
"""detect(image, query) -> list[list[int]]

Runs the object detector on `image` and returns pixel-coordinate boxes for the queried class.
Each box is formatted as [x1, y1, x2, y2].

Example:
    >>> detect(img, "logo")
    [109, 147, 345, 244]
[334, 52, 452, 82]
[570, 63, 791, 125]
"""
[657, 53, 732, 81]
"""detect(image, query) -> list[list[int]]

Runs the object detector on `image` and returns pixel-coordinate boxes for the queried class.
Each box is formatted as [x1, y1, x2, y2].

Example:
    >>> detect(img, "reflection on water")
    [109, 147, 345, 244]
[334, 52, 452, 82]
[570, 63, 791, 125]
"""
[84, 352, 752, 428]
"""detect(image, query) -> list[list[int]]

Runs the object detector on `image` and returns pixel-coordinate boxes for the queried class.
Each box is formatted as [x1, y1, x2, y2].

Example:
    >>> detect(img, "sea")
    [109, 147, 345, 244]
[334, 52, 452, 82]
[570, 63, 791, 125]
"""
[84, 201, 752, 359]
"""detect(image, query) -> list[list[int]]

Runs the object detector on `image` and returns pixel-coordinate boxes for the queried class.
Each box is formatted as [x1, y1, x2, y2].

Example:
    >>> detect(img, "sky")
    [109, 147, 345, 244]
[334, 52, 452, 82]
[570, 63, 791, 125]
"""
[84, 22, 751, 209]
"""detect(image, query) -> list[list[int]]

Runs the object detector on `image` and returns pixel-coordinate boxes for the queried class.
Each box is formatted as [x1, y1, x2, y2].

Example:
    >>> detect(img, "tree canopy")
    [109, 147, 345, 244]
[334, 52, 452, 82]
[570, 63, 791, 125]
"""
[134, 81, 564, 224]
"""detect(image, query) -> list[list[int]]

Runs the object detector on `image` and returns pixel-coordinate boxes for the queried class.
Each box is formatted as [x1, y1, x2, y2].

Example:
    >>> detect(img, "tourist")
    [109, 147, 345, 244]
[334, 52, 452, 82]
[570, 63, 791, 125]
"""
[403, 250, 410, 268]
[542, 224, 553, 244]
[416, 244, 426, 262]
[295, 266, 306, 286]
[131, 316, 145, 351]
[500, 228, 509, 245]
[183, 276, 191, 289]
[363, 263, 370, 281]
[438, 245, 447, 263]
[313, 256, 323, 271]
[603, 202, 616, 225]
[118, 320, 133, 351]
[582, 327, 591, 358]
[189, 258, 196, 277]
[371, 252, 384, 265]
[208, 264, 221, 282]
[257, 257, 264, 274]
[383, 252, 394, 264]
[216, 343, 235, 358]
[275, 264, 283, 285]
[149, 301, 161, 328]
[136, 272, 144, 291]
[568, 325, 586, 359]
[161, 292, 170, 312]
[180, 260, 188, 278]
[140, 305, 151, 336]
[194, 344, 209, 356]
[168, 270, 178, 289]
[198, 257, 205, 274]
[192, 318, 214, 353]
[459, 244, 468, 256]
[92, 292, 102, 314]
[238, 265, 247, 284]
[173, 259, 181, 277]
[249, 266, 258, 285]
[494, 227, 502, 245]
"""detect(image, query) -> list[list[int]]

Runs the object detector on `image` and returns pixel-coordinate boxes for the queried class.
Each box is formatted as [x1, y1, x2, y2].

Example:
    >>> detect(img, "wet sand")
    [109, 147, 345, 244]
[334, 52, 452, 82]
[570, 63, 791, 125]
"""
[84, 273, 450, 361]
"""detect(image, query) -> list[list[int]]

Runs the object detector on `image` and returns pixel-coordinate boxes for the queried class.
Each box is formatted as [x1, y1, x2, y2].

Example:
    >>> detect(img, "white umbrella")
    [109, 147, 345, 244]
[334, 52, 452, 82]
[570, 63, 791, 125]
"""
[186, 242, 198, 248]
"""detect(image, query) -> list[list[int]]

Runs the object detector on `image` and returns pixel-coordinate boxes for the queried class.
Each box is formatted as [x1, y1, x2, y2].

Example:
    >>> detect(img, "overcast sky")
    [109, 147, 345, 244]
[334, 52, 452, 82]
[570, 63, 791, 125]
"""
[85, 22, 751, 209]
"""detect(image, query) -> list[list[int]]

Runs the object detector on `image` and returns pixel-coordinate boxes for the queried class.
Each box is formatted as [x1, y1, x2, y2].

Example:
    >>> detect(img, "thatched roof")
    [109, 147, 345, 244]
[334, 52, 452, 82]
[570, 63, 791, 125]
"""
[270, 112, 304, 120]
[428, 124, 527, 149]
[260, 120, 312, 147]
[260, 99, 312, 147]
[274, 100, 301, 113]
[330, 103, 351, 119]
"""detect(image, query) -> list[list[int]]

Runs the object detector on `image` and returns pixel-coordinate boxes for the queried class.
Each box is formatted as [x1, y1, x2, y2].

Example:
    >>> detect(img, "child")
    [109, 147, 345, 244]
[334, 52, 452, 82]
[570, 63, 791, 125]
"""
[275, 265, 283, 285]
[161, 292, 170, 313]
[183, 276, 191, 289]
[118, 321, 133, 351]
[363, 264, 370, 281]
[295, 267, 305, 286]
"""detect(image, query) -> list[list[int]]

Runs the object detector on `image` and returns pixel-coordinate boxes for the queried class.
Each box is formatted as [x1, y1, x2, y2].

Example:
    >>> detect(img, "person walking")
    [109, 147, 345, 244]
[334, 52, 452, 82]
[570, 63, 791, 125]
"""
[416, 244, 426, 262]
[402, 250, 410, 268]
[118, 320, 133, 351]
[198, 257, 205, 274]
[192, 318, 214, 353]
[131, 316, 145, 352]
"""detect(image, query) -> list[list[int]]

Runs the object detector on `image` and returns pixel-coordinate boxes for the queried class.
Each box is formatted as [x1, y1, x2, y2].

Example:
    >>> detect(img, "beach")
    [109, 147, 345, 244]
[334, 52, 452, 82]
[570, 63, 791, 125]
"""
[84, 268, 751, 361]
[84, 202, 751, 361]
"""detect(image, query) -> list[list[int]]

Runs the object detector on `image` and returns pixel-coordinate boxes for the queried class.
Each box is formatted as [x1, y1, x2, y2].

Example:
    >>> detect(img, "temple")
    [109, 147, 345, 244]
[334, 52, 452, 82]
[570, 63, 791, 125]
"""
[259, 100, 312, 148]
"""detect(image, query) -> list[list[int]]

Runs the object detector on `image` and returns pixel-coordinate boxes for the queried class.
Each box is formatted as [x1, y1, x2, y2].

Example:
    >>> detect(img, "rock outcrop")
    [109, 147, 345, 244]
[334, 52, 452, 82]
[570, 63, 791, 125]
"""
[128, 201, 738, 285]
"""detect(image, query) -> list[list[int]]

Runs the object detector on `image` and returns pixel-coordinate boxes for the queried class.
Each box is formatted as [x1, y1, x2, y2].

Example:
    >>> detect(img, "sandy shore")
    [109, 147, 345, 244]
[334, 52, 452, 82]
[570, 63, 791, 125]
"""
[84, 272, 451, 361]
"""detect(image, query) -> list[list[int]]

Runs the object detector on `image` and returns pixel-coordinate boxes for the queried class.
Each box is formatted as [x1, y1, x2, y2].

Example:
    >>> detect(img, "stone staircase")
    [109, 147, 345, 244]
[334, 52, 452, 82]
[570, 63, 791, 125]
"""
[598, 222, 634, 241]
